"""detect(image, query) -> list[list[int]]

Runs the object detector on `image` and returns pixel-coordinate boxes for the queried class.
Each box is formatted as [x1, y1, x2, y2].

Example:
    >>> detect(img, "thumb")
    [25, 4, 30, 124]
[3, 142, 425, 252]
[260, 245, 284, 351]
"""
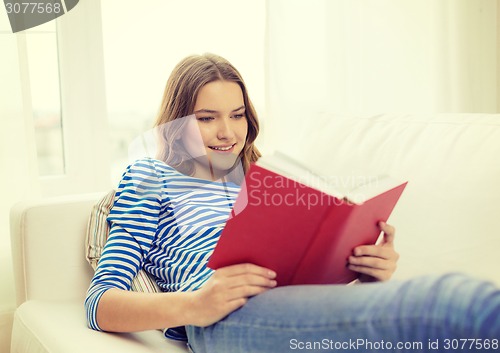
[379, 221, 395, 246]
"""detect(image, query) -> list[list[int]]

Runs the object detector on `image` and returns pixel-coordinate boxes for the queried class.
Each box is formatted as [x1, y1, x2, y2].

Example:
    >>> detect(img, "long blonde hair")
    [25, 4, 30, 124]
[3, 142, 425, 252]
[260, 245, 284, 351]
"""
[154, 53, 260, 177]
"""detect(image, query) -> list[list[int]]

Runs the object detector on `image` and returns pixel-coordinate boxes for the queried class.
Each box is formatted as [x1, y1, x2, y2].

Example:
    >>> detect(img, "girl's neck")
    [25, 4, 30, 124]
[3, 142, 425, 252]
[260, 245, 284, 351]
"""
[190, 160, 244, 185]
[191, 166, 226, 182]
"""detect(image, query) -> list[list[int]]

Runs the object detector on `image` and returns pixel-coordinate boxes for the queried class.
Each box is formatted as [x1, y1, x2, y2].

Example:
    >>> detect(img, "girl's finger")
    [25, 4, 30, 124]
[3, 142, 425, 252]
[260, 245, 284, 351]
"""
[379, 221, 396, 244]
[353, 245, 396, 260]
[348, 255, 393, 271]
[217, 263, 276, 279]
[348, 264, 387, 280]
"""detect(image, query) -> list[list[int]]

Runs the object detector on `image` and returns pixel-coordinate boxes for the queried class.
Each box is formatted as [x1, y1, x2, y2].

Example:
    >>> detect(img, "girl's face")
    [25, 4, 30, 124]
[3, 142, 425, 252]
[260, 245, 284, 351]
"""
[182, 80, 248, 180]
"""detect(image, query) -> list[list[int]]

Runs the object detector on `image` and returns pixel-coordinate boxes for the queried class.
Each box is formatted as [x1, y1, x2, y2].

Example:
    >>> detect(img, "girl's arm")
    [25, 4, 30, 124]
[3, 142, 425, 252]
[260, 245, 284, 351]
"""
[95, 263, 277, 332]
[85, 159, 167, 331]
[96, 288, 192, 332]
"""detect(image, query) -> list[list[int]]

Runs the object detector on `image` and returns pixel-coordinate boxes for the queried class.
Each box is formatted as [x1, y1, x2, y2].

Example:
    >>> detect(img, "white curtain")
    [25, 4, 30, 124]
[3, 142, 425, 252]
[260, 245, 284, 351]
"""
[266, 0, 498, 142]
[0, 32, 41, 351]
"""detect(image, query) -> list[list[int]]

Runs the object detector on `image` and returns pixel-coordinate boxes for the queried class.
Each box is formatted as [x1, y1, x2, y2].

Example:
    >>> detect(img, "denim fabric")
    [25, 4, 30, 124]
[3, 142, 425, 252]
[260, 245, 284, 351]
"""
[186, 273, 500, 352]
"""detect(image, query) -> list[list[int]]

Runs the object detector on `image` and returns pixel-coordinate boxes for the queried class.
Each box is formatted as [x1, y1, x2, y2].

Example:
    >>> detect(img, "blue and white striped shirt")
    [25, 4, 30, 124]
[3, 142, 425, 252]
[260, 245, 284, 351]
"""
[85, 158, 240, 334]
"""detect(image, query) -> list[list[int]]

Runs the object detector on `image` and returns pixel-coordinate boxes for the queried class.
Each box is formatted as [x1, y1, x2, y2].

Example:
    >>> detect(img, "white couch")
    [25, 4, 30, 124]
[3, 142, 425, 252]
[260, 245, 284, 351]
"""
[10, 113, 500, 353]
[9, 193, 189, 353]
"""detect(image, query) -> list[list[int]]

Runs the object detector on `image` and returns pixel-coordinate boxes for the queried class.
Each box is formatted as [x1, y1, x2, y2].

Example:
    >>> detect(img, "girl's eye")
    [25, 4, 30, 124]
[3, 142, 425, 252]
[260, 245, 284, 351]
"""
[233, 114, 245, 119]
[197, 117, 214, 122]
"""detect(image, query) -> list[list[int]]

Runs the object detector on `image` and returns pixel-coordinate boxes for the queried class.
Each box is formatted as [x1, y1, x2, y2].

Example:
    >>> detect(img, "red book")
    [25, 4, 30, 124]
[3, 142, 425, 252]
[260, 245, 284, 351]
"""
[208, 152, 407, 286]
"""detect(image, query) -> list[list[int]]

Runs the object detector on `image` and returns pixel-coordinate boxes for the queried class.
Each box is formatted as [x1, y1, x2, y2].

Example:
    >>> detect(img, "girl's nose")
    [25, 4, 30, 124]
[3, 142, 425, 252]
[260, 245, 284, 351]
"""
[217, 118, 235, 140]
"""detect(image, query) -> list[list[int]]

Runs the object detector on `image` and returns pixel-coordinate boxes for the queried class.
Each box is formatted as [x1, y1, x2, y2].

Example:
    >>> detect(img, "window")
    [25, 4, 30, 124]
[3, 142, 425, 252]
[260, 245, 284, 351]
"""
[6, 0, 267, 196]
[40, 0, 110, 196]
[25, 21, 65, 176]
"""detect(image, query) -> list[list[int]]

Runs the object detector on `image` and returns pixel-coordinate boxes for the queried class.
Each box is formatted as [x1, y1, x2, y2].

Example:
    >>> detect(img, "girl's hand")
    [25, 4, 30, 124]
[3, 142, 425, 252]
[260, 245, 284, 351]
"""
[348, 222, 399, 282]
[187, 263, 277, 327]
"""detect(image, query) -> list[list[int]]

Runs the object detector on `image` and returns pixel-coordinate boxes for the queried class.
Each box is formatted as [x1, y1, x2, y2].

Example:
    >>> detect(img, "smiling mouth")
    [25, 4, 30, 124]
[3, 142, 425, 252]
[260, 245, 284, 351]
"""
[208, 143, 236, 152]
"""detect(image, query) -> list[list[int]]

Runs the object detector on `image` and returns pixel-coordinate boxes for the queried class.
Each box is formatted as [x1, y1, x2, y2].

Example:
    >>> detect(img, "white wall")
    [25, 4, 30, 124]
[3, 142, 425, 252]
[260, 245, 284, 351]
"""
[266, 0, 499, 152]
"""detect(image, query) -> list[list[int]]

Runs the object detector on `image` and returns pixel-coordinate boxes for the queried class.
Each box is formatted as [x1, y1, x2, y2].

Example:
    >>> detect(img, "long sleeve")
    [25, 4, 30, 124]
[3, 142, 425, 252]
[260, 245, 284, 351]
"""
[84, 159, 163, 331]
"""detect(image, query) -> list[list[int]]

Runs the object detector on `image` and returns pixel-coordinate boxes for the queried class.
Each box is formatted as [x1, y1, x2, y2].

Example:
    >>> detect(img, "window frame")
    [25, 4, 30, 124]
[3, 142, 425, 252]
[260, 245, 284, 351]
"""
[39, 0, 111, 196]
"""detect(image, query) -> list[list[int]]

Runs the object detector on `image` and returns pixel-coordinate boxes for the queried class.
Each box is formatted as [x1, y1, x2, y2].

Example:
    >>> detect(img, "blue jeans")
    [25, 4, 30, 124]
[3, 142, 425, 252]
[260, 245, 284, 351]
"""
[186, 273, 500, 352]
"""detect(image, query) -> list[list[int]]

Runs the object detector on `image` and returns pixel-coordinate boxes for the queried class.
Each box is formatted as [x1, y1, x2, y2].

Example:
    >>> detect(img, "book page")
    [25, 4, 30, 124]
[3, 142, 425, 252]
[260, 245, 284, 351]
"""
[257, 151, 348, 198]
[258, 151, 406, 205]
[345, 175, 406, 204]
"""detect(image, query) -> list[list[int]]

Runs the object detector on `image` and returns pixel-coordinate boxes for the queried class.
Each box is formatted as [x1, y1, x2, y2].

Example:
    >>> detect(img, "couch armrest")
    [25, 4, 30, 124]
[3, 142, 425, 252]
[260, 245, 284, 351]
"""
[10, 193, 106, 306]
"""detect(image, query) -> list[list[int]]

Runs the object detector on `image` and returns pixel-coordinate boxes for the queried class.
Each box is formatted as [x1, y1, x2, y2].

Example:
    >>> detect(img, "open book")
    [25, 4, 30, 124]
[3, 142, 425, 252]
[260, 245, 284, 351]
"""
[208, 151, 407, 285]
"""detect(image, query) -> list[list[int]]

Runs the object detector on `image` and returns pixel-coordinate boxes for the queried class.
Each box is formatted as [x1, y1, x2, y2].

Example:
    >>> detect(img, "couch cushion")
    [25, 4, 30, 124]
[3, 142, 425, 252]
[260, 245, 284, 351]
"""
[285, 113, 500, 284]
[11, 300, 188, 353]
[10, 194, 101, 304]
